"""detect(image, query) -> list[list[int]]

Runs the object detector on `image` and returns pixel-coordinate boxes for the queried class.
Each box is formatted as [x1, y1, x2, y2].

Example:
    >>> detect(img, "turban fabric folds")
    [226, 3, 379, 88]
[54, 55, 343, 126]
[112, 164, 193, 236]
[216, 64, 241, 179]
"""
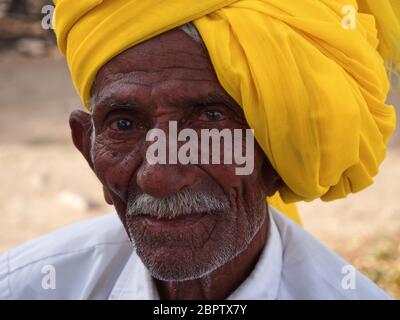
[53, 0, 399, 224]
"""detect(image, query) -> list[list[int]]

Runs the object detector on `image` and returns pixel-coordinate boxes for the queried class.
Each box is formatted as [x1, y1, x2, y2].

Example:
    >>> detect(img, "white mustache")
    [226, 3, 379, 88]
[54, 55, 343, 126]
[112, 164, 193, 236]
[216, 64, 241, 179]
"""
[126, 189, 230, 220]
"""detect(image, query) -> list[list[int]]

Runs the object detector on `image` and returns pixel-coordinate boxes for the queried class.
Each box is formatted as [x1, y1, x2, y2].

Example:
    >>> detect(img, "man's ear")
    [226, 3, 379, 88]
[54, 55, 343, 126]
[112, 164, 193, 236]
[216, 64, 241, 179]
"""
[103, 186, 114, 205]
[262, 158, 285, 197]
[69, 110, 94, 170]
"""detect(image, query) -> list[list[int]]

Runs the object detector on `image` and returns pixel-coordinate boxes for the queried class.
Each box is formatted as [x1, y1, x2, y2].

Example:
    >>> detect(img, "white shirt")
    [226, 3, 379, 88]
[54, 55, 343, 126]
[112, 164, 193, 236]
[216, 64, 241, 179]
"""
[0, 207, 391, 300]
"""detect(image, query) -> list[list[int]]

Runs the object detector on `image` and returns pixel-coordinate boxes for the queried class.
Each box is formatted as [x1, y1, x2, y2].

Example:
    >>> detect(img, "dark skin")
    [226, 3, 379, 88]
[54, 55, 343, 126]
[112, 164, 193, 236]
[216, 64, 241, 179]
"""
[70, 28, 283, 300]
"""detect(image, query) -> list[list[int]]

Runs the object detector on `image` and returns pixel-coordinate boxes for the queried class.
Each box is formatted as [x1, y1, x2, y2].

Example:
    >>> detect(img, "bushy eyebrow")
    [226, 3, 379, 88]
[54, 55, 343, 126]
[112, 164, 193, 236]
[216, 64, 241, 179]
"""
[110, 101, 139, 109]
[192, 91, 232, 106]
[92, 97, 140, 115]
[92, 90, 239, 116]
[174, 91, 240, 114]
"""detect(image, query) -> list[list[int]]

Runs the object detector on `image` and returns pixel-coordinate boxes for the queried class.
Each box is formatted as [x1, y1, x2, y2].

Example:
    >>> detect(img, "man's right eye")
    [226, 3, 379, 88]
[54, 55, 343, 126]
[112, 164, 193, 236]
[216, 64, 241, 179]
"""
[110, 119, 134, 131]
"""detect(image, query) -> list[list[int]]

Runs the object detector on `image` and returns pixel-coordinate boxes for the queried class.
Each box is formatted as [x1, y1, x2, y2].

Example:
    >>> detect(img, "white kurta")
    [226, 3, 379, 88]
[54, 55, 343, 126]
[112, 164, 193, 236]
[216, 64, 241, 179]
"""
[0, 207, 391, 300]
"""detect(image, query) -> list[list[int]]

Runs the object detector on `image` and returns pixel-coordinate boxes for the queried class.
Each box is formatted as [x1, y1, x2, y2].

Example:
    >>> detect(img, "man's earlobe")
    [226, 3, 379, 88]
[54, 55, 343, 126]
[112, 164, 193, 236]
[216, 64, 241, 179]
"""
[103, 186, 114, 205]
[262, 158, 285, 197]
[267, 177, 285, 197]
[69, 110, 94, 170]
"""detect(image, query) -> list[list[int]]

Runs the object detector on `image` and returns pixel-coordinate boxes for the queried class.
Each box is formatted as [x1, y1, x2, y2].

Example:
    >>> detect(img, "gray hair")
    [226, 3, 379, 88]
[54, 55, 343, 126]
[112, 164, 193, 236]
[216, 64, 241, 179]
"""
[179, 22, 204, 45]
[90, 119, 96, 164]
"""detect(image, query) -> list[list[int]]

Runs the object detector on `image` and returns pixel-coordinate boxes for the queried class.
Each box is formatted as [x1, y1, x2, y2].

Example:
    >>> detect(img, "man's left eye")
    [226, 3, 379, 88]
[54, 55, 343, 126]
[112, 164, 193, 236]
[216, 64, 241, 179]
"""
[200, 111, 225, 122]
[111, 119, 135, 131]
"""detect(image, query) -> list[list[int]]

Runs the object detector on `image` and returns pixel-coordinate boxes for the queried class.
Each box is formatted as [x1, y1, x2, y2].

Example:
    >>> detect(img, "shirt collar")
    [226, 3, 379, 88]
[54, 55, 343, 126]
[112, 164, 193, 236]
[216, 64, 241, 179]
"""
[108, 250, 160, 299]
[109, 208, 283, 300]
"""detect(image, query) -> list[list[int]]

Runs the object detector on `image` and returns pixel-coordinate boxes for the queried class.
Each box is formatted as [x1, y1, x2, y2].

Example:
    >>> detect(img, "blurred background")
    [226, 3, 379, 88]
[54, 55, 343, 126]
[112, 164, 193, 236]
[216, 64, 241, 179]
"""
[0, 0, 399, 298]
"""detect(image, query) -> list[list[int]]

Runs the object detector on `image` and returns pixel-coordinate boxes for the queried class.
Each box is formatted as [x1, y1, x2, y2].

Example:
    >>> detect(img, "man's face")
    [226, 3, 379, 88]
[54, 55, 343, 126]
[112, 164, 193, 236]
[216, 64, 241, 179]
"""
[72, 28, 281, 281]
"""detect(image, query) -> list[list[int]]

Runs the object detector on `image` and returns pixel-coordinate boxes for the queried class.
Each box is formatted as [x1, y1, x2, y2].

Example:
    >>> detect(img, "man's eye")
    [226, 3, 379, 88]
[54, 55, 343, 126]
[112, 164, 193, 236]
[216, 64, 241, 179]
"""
[200, 111, 225, 122]
[110, 119, 134, 131]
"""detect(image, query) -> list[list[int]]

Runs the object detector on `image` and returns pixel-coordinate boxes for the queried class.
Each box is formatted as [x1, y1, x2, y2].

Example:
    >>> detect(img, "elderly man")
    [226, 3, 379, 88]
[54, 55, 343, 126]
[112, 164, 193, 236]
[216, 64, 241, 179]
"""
[1, 0, 399, 299]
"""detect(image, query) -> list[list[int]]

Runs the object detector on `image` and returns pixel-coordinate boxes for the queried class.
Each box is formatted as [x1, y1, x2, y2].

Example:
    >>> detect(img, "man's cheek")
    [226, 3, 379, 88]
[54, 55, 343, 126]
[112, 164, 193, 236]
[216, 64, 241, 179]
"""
[200, 164, 243, 191]
[93, 146, 144, 201]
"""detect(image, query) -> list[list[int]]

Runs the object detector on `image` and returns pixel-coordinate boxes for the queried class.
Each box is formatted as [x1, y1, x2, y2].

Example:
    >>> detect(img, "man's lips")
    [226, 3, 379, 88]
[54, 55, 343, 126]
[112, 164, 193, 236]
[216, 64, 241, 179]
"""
[134, 212, 209, 231]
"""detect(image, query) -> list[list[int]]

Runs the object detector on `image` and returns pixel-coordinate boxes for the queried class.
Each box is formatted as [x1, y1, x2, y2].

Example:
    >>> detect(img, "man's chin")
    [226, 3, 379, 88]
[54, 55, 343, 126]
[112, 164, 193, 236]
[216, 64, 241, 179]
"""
[140, 250, 211, 281]
[136, 245, 234, 282]
[132, 236, 220, 281]
[131, 229, 238, 282]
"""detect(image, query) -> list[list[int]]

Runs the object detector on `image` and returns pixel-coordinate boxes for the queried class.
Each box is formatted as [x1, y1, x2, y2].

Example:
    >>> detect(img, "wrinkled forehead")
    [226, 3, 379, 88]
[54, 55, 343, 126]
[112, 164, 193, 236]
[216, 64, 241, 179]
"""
[91, 24, 211, 102]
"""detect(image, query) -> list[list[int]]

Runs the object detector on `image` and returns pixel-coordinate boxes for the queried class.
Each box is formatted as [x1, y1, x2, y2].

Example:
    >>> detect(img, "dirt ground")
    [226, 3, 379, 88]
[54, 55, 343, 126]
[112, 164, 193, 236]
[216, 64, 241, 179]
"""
[1, 52, 399, 298]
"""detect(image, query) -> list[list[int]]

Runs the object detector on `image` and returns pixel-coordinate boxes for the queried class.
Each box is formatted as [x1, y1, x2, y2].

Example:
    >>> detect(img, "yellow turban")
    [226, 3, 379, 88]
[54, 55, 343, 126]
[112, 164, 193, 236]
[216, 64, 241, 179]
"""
[53, 0, 399, 224]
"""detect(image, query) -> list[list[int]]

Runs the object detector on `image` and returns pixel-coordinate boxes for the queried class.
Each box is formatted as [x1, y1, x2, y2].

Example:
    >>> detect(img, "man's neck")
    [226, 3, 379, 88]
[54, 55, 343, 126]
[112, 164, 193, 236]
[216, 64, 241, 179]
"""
[154, 213, 269, 300]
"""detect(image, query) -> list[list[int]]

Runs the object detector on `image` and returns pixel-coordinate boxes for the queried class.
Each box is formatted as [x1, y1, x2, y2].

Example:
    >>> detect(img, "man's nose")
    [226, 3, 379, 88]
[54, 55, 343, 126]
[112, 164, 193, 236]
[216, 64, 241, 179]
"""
[136, 162, 196, 198]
